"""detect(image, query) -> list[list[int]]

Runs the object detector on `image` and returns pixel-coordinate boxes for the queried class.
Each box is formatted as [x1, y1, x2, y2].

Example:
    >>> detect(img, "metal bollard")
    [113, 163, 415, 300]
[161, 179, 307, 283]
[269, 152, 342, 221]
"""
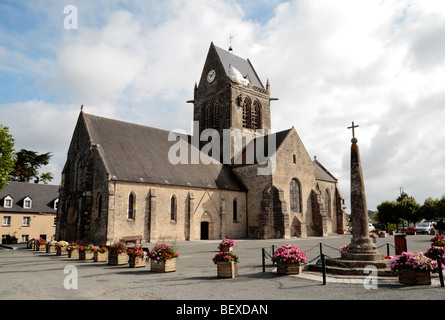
[262, 248, 265, 272]
[321, 253, 326, 285]
[437, 255, 444, 288]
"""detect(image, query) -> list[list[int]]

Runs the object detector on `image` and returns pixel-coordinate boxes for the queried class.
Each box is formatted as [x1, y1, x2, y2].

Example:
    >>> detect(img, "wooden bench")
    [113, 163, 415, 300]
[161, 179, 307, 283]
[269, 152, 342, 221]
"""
[122, 235, 143, 244]
[401, 229, 417, 235]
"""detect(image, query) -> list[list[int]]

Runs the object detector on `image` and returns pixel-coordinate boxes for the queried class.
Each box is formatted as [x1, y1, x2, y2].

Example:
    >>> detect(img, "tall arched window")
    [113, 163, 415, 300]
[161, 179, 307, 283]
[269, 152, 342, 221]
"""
[213, 99, 219, 129]
[290, 179, 302, 213]
[324, 189, 331, 217]
[170, 195, 177, 221]
[242, 98, 251, 129]
[204, 104, 212, 129]
[97, 194, 102, 218]
[74, 156, 82, 191]
[252, 100, 261, 130]
[128, 193, 135, 220]
[233, 199, 238, 221]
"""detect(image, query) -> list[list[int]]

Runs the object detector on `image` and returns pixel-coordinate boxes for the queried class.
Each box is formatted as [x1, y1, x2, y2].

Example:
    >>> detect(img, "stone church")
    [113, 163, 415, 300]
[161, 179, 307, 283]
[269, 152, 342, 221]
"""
[56, 42, 346, 245]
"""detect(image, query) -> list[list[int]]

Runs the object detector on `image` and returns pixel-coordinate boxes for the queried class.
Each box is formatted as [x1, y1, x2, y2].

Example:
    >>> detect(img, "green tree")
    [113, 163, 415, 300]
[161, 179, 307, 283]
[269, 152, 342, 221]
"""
[375, 201, 403, 231]
[396, 192, 420, 226]
[10, 149, 53, 183]
[38, 172, 54, 184]
[0, 125, 16, 191]
[417, 197, 440, 222]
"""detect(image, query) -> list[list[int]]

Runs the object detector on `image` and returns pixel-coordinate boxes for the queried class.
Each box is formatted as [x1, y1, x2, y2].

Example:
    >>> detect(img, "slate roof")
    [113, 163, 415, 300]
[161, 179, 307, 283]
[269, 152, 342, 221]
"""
[214, 45, 264, 88]
[83, 113, 245, 191]
[0, 181, 58, 214]
[232, 129, 292, 165]
[314, 159, 338, 183]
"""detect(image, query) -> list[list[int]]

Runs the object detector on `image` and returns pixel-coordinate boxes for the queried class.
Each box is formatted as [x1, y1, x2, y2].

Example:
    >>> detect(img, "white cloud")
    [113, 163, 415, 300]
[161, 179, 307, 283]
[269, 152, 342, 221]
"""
[1, 0, 445, 211]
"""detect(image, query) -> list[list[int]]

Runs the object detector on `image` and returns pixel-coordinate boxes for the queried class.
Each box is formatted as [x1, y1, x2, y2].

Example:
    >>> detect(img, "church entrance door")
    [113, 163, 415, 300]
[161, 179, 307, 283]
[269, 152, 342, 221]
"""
[200, 222, 209, 240]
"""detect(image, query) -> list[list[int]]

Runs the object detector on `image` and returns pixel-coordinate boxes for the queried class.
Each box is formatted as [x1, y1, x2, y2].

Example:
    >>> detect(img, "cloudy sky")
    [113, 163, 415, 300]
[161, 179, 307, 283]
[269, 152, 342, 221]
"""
[1, 0, 445, 211]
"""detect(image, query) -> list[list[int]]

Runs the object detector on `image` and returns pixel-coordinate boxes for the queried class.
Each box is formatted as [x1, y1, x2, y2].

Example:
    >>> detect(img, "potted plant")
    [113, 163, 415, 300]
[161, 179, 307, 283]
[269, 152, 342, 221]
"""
[430, 234, 445, 247]
[93, 246, 108, 262]
[424, 246, 445, 273]
[272, 243, 307, 275]
[108, 241, 128, 265]
[339, 244, 349, 253]
[390, 251, 436, 285]
[29, 238, 38, 250]
[370, 232, 378, 243]
[149, 243, 179, 273]
[36, 239, 47, 251]
[78, 244, 94, 260]
[336, 227, 346, 235]
[218, 238, 236, 252]
[46, 240, 57, 254]
[56, 241, 69, 255]
[213, 251, 239, 278]
[67, 242, 80, 258]
[127, 245, 146, 268]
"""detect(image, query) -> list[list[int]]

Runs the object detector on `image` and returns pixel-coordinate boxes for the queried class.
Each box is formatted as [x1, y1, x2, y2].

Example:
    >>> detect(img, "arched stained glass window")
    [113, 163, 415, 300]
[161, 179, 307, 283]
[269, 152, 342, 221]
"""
[213, 100, 219, 129]
[233, 199, 238, 221]
[170, 195, 177, 221]
[97, 194, 102, 218]
[204, 104, 212, 129]
[290, 179, 301, 213]
[128, 193, 135, 220]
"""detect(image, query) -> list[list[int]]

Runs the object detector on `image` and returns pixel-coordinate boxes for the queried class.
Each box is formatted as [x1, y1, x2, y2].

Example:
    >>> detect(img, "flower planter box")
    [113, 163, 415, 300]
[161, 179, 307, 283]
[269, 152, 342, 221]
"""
[94, 252, 108, 262]
[129, 256, 146, 268]
[378, 231, 387, 238]
[277, 263, 302, 275]
[56, 247, 68, 256]
[68, 250, 79, 259]
[389, 230, 395, 235]
[150, 258, 177, 273]
[217, 261, 238, 278]
[37, 244, 46, 251]
[108, 253, 128, 266]
[430, 229, 436, 235]
[372, 237, 377, 243]
[220, 246, 233, 253]
[46, 245, 57, 254]
[79, 251, 94, 260]
[337, 230, 346, 234]
[398, 270, 431, 285]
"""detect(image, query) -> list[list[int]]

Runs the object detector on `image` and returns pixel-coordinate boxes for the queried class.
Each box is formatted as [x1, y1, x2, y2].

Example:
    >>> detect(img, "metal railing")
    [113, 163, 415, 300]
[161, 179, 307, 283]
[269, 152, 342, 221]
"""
[261, 242, 445, 287]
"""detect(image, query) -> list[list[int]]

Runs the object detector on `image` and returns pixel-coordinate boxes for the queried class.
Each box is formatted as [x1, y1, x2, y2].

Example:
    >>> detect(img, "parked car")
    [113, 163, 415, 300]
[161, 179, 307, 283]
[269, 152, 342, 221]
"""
[416, 222, 434, 234]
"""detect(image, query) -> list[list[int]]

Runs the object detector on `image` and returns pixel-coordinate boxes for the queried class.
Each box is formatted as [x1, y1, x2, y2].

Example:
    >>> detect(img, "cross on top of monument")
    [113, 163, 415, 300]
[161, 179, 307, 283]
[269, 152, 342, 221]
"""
[348, 121, 359, 143]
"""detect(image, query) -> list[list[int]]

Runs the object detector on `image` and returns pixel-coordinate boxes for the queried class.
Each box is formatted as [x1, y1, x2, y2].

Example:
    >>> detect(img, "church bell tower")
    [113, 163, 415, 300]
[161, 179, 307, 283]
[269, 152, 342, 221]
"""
[190, 42, 273, 162]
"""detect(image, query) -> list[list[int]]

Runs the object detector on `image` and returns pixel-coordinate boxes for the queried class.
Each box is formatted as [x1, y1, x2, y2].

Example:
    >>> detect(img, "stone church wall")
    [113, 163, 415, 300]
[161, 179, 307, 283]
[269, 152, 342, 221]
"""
[231, 164, 272, 238]
[272, 129, 317, 237]
[107, 182, 247, 244]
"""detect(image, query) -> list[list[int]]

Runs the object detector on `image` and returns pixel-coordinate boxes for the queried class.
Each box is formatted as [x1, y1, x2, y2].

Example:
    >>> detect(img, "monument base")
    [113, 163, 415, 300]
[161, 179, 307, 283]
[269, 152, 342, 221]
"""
[308, 256, 394, 276]
[340, 251, 384, 262]
[342, 235, 382, 261]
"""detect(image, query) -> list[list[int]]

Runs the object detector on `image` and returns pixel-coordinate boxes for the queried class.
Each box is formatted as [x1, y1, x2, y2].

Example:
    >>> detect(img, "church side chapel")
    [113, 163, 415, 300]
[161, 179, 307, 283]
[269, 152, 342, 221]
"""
[56, 42, 346, 245]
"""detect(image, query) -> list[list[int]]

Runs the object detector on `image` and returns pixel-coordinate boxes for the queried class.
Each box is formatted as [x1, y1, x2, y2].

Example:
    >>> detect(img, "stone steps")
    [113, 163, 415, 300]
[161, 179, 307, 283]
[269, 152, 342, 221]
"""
[306, 257, 396, 277]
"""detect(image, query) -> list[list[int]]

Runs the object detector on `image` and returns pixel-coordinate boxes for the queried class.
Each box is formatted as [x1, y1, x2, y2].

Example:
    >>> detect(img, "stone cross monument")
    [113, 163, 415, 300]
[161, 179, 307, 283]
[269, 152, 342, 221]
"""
[341, 122, 381, 261]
